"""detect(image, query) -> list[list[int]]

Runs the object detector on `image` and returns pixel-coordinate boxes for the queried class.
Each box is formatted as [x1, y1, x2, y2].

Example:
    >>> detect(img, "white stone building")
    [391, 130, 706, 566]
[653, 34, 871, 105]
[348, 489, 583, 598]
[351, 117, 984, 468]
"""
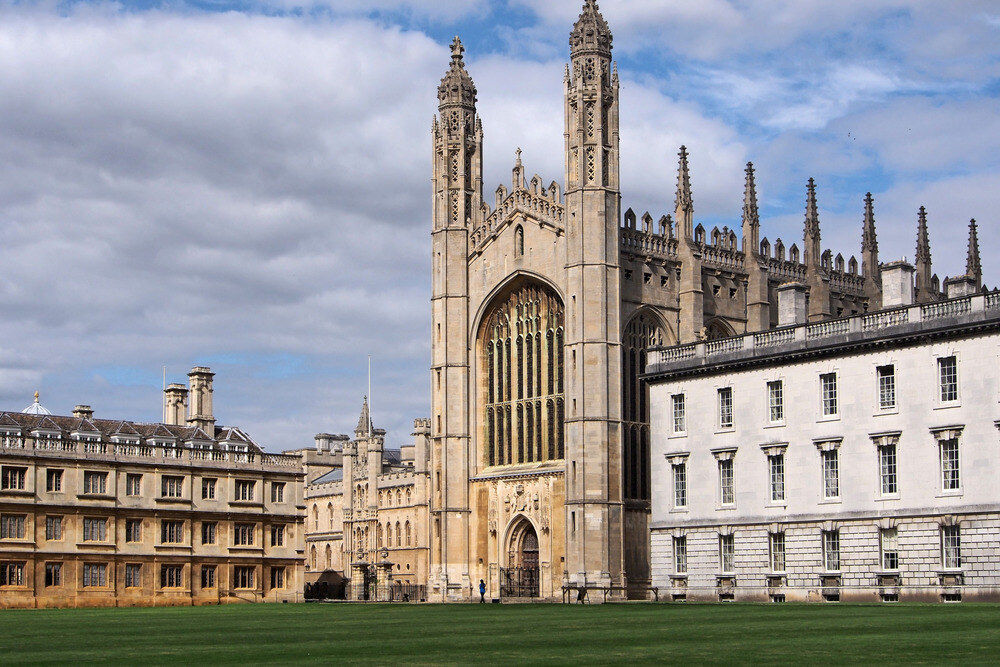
[646, 263, 1000, 602]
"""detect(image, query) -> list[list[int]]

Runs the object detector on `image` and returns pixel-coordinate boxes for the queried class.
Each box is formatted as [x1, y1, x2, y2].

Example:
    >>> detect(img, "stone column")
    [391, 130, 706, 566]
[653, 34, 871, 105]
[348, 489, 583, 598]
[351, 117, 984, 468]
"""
[376, 550, 394, 601]
[350, 559, 368, 601]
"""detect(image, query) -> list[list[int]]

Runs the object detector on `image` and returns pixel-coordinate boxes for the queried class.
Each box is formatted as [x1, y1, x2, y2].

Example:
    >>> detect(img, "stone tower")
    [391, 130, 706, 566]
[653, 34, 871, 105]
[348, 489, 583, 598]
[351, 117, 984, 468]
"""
[429, 36, 482, 597]
[562, 0, 624, 591]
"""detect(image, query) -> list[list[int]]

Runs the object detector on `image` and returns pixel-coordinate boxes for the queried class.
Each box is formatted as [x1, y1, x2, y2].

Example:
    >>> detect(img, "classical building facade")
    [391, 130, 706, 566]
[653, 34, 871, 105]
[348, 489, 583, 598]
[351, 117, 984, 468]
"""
[428, 0, 950, 600]
[0, 367, 304, 608]
[301, 399, 431, 601]
[645, 252, 999, 602]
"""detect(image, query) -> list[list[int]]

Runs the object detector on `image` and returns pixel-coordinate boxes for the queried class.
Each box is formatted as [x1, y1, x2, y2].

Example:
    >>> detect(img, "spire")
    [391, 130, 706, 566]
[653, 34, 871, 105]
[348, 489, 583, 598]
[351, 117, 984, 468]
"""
[915, 206, 931, 265]
[862, 192, 877, 253]
[437, 36, 477, 110]
[675, 146, 693, 215]
[355, 396, 372, 438]
[966, 218, 982, 287]
[741, 162, 759, 256]
[804, 177, 820, 239]
[742, 162, 759, 229]
[570, 0, 612, 58]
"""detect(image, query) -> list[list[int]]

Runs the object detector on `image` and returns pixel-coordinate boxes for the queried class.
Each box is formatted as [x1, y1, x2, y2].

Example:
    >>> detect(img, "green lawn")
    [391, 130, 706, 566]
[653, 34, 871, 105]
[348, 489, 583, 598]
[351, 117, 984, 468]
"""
[2, 602, 999, 665]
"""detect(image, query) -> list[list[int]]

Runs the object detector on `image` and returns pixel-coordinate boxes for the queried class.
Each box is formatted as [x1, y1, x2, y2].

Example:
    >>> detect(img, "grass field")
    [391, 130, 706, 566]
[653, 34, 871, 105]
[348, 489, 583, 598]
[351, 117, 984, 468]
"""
[3, 602, 1000, 665]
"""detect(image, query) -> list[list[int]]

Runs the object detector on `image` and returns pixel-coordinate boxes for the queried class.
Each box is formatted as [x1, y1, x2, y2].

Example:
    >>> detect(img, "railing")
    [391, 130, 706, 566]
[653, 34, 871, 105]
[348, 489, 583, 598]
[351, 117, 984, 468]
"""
[647, 292, 998, 371]
[389, 582, 426, 602]
[862, 308, 908, 331]
[754, 328, 795, 348]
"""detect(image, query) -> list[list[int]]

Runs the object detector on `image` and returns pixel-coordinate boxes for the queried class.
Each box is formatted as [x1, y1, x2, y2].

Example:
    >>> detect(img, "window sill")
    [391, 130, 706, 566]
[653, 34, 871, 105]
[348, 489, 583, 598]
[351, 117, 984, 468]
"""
[765, 502, 787, 509]
[76, 542, 115, 549]
[817, 415, 840, 423]
[155, 543, 191, 549]
[936, 491, 963, 499]
[716, 505, 737, 511]
[156, 497, 191, 504]
[763, 422, 785, 429]
[77, 494, 114, 500]
[0, 489, 33, 496]
[934, 402, 960, 410]
[229, 500, 264, 508]
[668, 433, 688, 439]
[229, 545, 263, 552]
[875, 495, 900, 502]
[818, 498, 842, 505]
[669, 507, 689, 514]
[0, 539, 33, 546]
[714, 427, 735, 435]
[874, 408, 898, 416]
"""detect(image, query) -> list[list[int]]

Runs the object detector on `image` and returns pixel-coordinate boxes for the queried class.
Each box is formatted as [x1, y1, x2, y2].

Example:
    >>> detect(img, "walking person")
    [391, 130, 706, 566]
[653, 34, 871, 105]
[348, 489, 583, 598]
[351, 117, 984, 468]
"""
[479, 579, 486, 603]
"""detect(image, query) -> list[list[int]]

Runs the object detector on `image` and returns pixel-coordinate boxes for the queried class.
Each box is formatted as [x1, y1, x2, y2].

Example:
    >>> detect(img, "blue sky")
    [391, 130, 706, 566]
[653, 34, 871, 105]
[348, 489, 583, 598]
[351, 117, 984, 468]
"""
[0, 0, 996, 450]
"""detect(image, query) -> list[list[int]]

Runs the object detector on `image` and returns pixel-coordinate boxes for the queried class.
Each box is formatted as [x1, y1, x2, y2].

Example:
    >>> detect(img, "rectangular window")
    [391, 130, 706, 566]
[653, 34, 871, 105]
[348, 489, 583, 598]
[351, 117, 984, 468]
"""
[45, 516, 63, 541]
[881, 527, 899, 570]
[823, 530, 840, 571]
[1, 515, 26, 539]
[1, 466, 26, 490]
[270, 525, 285, 547]
[270, 567, 285, 589]
[767, 380, 784, 422]
[202, 521, 217, 545]
[125, 519, 142, 543]
[719, 534, 735, 573]
[234, 523, 255, 546]
[201, 565, 216, 589]
[83, 518, 107, 542]
[940, 438, 960, 491]
[769, 532, 785, 572]
[202, 478, 217, 500]
[719, 459, 735, 506]
[160, 520, 184, 544]
[769, 454, 785, 503]
[83, 471, 108, 495]
[160, 564, 183, 588]
[124, 473, 141, 496]
[45, 562, 62, 587]
[161, 475, 183, 498]
[879, 444, 898, 495]
[877, 365, 896, 410]
[235, 480, 255, 502]
[673, 536, 687, 574]
[822, 450, 840, 499]
[1, 562, 25, 586]
[271, 482, 285, 503]
[46, 469, 63, 492]
[233, 566, 255, 589]
[82, 563, 107, 587]
[942, 525, 961, 569]
[820, 373, 838, 416]
[718, 387, 733, 429]
[671, 394, 686, 433]
[125, 563, 142, 588]
[672, 463, 687, 509]
[938, 356, 958, 402]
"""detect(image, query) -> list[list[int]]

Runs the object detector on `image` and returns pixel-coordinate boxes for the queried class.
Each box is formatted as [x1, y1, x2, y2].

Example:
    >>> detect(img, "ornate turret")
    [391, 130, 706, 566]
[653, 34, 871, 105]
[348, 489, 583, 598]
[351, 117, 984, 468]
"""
[569, 0, 612, 58]
[966, 218, 982, 289]
[437, 37, 477, 111]
[914, 206, 934, 302]
[861, 192, 882, 309]
[741, 162, 759, 255]
[675, 146, 694, 238]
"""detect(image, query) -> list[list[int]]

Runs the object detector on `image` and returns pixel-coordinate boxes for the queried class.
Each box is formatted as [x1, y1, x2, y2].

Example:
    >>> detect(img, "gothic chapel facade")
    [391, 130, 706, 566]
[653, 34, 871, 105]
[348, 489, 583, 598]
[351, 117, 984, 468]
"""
[429, 1, 939, 600]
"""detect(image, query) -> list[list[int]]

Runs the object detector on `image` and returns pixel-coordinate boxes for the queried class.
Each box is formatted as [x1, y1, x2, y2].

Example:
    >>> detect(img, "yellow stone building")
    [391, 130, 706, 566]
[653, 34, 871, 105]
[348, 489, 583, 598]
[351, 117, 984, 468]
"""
[0, 368, 304, 608]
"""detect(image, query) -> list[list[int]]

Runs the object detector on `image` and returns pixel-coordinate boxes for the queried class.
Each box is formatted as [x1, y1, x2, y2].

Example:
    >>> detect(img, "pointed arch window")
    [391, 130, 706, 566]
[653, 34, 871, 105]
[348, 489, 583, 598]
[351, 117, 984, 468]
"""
[481, 282, 564, 467]
[622, 312, 665, 502]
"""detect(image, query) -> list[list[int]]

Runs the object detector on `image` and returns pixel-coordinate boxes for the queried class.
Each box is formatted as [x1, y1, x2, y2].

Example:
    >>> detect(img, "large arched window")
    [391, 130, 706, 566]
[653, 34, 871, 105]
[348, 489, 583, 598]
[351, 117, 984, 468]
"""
[622, 312, 665, 502]
[481, 281, 564, 467]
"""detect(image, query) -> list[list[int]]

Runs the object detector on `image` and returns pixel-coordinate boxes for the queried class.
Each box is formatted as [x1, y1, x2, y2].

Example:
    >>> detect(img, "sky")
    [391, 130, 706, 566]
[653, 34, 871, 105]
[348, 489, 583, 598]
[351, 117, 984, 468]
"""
[0, 0, 997, 452]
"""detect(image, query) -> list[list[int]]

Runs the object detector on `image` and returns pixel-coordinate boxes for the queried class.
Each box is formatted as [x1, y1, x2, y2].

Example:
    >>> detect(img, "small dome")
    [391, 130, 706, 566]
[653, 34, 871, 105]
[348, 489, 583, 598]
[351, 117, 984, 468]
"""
[22, 391, 51, 415]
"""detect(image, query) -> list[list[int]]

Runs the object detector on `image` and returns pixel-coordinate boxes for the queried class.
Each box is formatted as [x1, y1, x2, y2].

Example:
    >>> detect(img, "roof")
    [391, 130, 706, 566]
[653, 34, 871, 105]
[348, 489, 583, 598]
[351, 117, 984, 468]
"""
[21, 392, 51, 415]
[312, 469, 343, 484]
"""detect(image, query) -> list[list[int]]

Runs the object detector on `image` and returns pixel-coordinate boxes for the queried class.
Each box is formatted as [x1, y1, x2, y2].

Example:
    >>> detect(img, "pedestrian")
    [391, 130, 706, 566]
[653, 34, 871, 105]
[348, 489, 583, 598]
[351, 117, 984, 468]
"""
[479, 579, 486, 603]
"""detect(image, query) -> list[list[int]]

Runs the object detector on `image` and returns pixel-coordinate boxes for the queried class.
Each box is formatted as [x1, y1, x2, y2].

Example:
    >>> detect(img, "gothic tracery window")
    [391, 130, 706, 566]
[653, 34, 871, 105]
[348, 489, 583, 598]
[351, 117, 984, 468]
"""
[482, 282, 564, 467]
[622, 312, 665, 502]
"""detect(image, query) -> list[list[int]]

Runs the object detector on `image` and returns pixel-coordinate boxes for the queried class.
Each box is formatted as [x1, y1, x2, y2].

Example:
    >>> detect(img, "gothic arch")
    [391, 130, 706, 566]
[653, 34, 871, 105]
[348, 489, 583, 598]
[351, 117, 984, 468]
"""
[621, 308, 669, 503]
[704, 318, 736, 340]
[477, 275, 565, 468]
[503, 515, 540, 569]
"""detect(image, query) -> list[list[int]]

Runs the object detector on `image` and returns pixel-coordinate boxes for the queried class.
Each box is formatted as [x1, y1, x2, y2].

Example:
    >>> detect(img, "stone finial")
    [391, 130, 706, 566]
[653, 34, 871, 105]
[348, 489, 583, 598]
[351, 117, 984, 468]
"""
[742, 162, 759, 230]
[355, 396, 373, 438]
[570, 0, 612, 57]
[675, 146, 693, 215]
[967, 218, 982, 287]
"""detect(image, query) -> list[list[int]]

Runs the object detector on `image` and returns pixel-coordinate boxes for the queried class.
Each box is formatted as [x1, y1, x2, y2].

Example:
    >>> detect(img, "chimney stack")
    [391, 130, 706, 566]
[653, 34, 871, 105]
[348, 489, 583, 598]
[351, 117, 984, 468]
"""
[186, 367, 215, 433]
[72, 405, 93, 420]
[163, 383, 188, 426]
[777, 282, 808, 326]
[880, 260, 915, 307]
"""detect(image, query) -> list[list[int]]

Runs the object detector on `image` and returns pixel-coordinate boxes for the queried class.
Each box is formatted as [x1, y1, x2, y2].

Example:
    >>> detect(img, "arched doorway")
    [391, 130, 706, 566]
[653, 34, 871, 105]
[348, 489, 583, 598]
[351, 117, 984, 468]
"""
[501, 519, 540, 598]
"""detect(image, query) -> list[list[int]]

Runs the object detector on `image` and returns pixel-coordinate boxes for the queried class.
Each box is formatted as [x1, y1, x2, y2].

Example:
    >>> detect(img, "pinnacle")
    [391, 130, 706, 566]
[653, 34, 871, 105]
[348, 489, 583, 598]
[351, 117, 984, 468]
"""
[804, 178, 820, 238]
[355, 396, 372, 437]
[967, 218, 981, 280]
[742, 162, 758, 229]
[675, 146, 692, 214]
[915, 206, 931, 265]
[570, 0, 612, 56]
[862, 192, 877, 252]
